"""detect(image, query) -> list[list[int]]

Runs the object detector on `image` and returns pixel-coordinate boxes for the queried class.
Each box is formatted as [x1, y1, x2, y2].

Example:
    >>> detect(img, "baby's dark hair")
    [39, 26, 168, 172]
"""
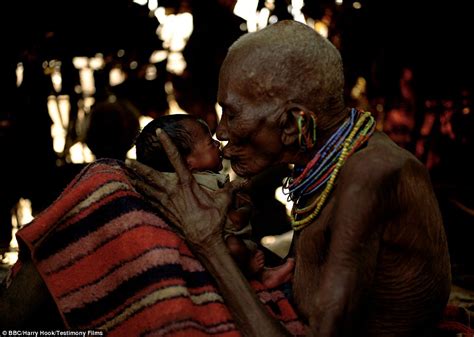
[135, 114, 208, 172]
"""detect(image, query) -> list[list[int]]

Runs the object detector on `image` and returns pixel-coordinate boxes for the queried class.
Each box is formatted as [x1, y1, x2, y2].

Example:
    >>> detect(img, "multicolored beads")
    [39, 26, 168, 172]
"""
[284, 109, 375, 232]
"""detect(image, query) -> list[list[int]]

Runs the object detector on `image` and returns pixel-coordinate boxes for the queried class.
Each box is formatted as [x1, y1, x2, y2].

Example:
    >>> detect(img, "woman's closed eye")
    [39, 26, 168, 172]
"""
[223, 108, 236, 121]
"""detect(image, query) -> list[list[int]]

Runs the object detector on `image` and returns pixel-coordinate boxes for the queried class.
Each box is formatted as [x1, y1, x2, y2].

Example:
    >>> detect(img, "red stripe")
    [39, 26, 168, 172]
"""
[437, 321, 474, 334]
[187, 284, 221, 296]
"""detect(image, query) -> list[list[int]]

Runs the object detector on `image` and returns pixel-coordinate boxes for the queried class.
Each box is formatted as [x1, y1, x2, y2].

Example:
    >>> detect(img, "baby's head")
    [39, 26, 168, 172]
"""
[135, 114, 223, 173]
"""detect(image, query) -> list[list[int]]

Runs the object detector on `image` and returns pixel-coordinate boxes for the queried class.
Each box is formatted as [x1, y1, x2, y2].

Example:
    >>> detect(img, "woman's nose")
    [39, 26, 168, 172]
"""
[216, 122, 228, 141]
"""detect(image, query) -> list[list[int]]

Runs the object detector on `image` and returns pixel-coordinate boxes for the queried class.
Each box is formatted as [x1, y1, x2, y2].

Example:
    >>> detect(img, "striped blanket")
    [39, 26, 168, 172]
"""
[15, 159, 305, 336]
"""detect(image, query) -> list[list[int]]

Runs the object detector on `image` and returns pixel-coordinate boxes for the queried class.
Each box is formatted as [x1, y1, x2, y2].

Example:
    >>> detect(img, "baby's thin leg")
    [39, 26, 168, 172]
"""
[226, 235, 252, 270]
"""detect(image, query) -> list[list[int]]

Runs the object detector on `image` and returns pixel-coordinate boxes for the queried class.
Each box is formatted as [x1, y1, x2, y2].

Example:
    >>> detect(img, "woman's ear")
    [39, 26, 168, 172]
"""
[280, 108, 303, 146]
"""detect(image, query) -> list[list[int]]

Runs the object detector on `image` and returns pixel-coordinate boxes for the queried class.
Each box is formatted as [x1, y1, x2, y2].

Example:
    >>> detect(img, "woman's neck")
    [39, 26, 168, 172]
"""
[316, 107, 352, 149]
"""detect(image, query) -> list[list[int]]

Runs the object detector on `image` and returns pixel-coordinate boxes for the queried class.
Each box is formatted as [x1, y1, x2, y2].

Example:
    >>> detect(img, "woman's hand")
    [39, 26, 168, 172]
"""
[127, 128, 247, 252]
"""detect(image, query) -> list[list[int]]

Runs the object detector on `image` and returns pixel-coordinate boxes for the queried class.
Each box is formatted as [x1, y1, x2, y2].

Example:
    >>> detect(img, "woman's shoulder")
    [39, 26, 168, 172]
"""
[341, 132, 427, 186]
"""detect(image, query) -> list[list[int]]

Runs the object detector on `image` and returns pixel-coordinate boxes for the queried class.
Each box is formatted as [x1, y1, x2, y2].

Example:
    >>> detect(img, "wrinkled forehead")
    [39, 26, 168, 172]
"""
[217, 61, 248, 107]
[218, 52, 273, 108]
[218, 52, 247, 87]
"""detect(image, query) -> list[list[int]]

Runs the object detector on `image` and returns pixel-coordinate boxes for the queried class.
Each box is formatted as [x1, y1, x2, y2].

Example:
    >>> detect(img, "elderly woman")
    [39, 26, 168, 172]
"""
[133, 20, 451, 337]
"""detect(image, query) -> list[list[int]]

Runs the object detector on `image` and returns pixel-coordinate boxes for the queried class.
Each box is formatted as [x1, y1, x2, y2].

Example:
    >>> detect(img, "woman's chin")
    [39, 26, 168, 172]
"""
[231, 162, 257, 178]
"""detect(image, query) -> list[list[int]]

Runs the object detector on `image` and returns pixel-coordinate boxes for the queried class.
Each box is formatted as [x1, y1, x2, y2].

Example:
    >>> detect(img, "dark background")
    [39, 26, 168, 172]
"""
[1, 0, 471, 96]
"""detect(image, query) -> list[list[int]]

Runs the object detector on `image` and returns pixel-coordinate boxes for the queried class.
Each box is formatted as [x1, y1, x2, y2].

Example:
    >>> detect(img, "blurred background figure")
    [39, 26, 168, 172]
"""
[85, 97, 140, 161]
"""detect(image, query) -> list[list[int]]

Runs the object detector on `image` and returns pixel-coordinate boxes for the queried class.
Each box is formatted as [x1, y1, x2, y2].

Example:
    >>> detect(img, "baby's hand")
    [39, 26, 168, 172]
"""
[227, 205, 252, 229]
[234, 192, 253, 209]
[227, 191, 253, 229]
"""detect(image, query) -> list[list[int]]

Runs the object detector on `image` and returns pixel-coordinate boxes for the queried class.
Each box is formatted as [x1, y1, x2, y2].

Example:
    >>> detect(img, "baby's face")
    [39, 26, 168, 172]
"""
[186, 121, 223, 173]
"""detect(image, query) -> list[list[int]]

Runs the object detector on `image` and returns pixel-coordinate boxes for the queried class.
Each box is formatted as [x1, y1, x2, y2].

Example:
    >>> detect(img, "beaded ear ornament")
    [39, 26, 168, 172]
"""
[284, 109, 376, 231]
[297, 111, 317, 151]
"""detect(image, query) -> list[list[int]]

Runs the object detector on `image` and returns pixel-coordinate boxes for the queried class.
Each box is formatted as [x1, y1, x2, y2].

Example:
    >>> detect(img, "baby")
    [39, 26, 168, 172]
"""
[135, 114, 294, 287]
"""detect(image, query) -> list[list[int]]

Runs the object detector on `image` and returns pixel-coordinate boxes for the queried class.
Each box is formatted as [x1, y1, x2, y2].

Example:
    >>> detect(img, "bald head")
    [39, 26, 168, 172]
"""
[220, 20, 345, 126]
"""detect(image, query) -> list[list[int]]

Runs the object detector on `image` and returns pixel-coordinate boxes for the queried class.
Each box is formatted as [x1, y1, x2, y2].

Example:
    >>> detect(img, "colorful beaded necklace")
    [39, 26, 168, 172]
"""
[283, 109, 376, 231]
